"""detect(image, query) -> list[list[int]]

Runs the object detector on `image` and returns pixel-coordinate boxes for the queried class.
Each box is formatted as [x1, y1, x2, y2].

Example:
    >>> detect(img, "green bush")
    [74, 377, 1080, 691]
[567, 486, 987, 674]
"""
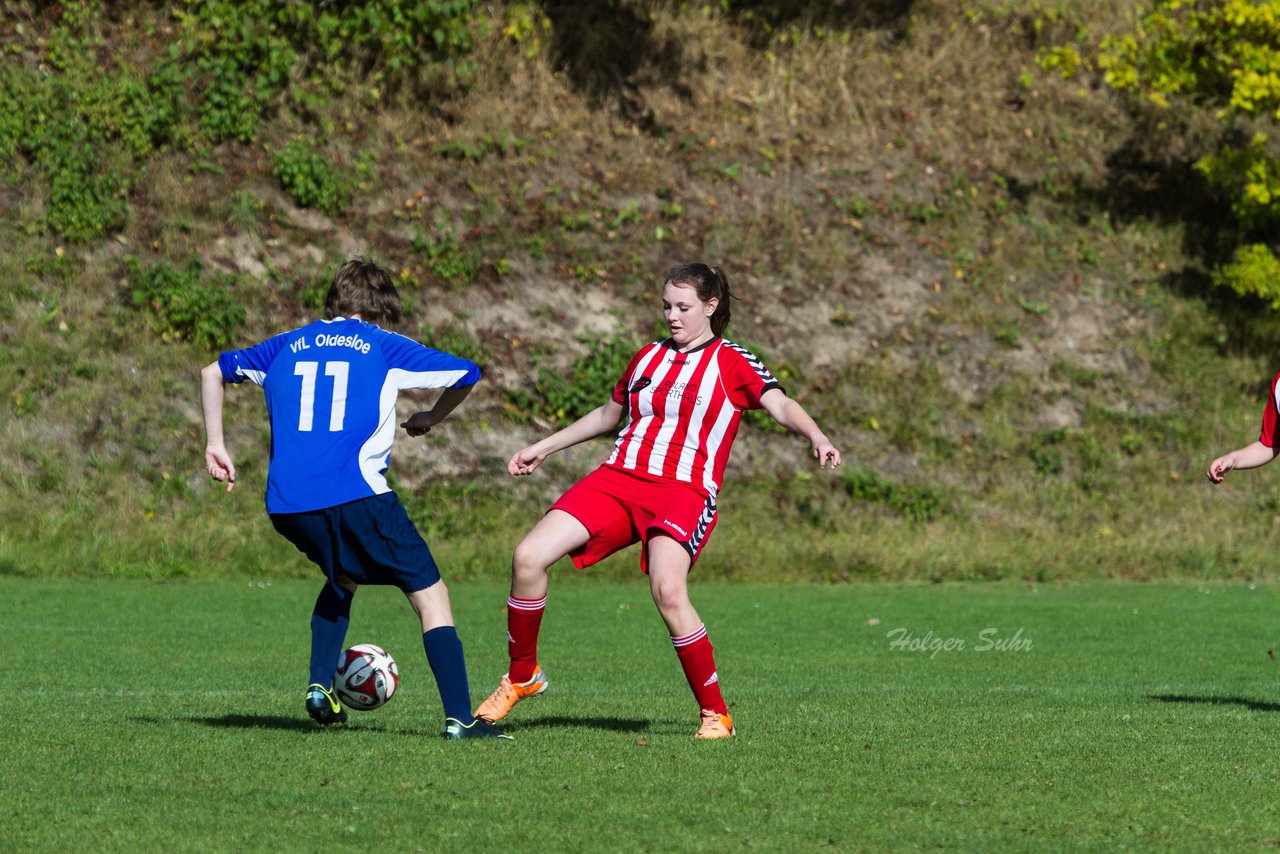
[1212, 242, 1280, 309]
[842, 468, 948, 523]
[309, 0, 480, 71]
[127, 256, 246, 349]
[45, 148, 130, 242]
[412, 227, 480, 285]
[1099, 0, 1280, 226]
[2, 0, 484, 242]
[1, 5, 177, 241]
[1029, 428, 1067, 477]
[504, 331, 638, 426]
[272, 138, 350, 215]
[171, 1, 297, 144]
[172, 0, 482, 142]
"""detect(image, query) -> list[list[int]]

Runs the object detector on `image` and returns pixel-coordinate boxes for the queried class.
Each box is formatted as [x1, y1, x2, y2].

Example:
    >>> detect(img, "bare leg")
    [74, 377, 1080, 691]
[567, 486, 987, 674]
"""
[406, 579, 472, 722]
[474, 510, 590, 720]
[405, 578, 453, 633]
[646, 534, 730, 724]
[511, 509, 590, 598]
[646, 535, 701, 636]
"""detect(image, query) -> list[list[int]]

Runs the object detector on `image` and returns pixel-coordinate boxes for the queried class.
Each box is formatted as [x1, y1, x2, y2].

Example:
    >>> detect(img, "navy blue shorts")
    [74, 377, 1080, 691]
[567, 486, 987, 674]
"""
[270, 492, 441, 594]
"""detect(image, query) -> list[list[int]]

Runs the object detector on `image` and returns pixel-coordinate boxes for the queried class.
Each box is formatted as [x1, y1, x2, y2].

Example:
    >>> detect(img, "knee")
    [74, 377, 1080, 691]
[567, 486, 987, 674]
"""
[408, 581, 453, 627]
[651, 581, 688, 615]
[409, 580, 449, 613]
[512, 539, 551, 580]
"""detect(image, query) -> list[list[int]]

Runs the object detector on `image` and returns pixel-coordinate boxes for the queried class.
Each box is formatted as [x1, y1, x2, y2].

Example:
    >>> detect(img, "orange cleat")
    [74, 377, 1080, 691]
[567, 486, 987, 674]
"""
[694, 709, 735, 739]
[474, 666, 548, 722]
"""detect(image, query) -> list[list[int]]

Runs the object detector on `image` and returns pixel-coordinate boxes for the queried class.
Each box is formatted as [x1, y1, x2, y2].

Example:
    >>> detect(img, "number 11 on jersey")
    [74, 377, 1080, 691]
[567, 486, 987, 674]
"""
[295, 361, 349, 432]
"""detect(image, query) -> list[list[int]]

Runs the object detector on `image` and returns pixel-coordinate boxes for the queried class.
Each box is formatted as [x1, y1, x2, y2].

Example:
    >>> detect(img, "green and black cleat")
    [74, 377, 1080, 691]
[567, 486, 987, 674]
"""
[305, 683, 348, 726]
[443, 717, 513, 740]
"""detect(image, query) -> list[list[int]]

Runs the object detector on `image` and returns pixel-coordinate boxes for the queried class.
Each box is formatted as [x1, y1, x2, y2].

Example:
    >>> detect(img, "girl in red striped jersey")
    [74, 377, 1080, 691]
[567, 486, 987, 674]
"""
[474, 263, 841, 738]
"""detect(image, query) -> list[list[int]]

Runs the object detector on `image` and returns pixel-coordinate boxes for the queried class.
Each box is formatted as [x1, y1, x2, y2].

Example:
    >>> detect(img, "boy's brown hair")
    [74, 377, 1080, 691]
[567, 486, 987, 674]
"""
[324, 258, 401, 324]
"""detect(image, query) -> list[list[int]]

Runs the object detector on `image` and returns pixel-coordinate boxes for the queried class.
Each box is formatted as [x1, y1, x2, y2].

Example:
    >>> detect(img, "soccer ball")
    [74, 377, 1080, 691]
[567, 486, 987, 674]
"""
[334, 643, 399, 711]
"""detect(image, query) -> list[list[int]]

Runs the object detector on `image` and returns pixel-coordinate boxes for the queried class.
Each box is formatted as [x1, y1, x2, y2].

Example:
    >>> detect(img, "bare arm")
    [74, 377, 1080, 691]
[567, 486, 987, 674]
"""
[200, 361, 236, 492]
[401, 384, 475, 437]
[1207, 441, 1277, 483]
[508, 400, 626, 476]
[760, 387, 841, 469]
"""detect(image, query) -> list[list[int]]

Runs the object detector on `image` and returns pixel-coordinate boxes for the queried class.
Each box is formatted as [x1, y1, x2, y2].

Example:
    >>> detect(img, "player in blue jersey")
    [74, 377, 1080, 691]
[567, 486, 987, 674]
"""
[199, 257, 509, 740]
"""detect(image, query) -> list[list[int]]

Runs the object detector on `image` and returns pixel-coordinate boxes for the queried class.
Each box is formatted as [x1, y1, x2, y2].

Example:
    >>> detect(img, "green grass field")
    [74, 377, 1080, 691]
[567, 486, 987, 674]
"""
[3, 576, 1280, 852]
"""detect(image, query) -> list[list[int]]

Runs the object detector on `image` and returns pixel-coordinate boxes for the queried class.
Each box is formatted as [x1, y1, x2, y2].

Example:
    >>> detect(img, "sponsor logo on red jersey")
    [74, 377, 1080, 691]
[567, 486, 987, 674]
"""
[606, 338, 778, 496]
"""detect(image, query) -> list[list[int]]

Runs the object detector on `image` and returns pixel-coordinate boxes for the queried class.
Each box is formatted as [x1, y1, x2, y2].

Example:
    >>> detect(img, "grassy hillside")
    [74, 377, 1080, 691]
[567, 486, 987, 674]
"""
[3, 0, 1279, 581]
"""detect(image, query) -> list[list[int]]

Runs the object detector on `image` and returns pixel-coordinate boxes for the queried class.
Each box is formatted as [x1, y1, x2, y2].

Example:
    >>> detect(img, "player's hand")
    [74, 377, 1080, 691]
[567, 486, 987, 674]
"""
[205, 445, 236, 493]
[1207, 455, 1233, 484]
[814, 441, 842, 470]
[401, 410, 441, 437]
[508, 446, 547, 476]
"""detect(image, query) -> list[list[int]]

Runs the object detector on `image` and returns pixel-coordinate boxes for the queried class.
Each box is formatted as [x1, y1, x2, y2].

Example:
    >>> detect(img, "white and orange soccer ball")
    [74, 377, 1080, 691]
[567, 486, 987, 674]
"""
[334, 644, 399, 711]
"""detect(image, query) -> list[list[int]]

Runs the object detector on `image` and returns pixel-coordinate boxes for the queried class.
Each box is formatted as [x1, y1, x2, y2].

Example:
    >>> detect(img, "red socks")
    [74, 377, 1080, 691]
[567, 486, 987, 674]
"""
[672, 625, 727, 714]
[506, 594, 546, 684]
[509, 598, 726, 715]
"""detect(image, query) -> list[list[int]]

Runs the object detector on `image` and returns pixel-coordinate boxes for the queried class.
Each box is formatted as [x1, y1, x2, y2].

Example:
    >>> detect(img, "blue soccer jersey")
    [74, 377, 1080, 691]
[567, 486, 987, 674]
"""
[218, 317, 481, 514]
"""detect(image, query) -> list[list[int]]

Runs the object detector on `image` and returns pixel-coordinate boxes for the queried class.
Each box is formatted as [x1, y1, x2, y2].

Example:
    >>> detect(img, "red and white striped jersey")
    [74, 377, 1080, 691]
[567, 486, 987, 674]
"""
[1259, 370, 1280, 447]
[605, 337, 782, 497]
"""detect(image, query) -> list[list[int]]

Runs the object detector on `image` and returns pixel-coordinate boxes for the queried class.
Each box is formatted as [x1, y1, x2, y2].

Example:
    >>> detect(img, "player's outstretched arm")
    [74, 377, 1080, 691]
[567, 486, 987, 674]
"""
[402, 384, 475, 437]
[509, 400, 625, 476]
[200, 361, 236, 492]
[760, 388, 841, 470]
[1207, 441, 1277, 483]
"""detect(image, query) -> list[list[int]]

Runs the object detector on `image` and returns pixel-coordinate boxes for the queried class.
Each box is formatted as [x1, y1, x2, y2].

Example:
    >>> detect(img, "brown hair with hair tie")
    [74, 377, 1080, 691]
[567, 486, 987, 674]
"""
[664, 262, 735, 336]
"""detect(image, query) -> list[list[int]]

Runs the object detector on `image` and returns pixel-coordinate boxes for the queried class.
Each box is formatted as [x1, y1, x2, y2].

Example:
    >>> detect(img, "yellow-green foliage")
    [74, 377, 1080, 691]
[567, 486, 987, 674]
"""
[1038, 45, 1085, 79]
[1196, 131, 1280, 219]
[1099, 0, 1280, 225]
[1212, 242, 1280, 308]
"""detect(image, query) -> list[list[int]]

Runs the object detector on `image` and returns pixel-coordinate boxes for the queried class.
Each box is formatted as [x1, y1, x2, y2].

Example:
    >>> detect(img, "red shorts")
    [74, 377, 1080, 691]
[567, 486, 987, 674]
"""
[550, 466, 718, 574]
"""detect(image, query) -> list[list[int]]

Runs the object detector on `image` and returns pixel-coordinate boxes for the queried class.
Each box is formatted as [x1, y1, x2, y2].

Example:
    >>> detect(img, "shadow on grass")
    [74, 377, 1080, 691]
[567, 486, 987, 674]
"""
[178, 714, 331, 732]
[1148, 694, 1280, 713]
[137, 713, 659, 735]
[181, 715, 445, 737]
[510, 715, 652, 733]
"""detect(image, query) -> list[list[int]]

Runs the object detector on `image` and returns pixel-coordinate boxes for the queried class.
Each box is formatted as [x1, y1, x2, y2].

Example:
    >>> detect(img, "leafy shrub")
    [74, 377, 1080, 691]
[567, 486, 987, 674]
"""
[45, 149, 130, 242]
[1212, 243, 1280, 309]
[309, 0, 480, 71]
[1, 5, 178, 241]
[842, 468, 948, 523]
[4, 0, 484, 241]
[1099, 0, 1280, 226]
[272, 138, 350, 214]
[1038, 44, 1084, 79]
[504, 332, 638, 426]
[0, 69, 26, 169]
[1029, 429, 1066, 477]
[432, 131, 531, 161]
[127, 256, 246, 349]
[412, 227, 480, 285]
[172, 0, 482, 142]
[176, 3, 297, 144]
